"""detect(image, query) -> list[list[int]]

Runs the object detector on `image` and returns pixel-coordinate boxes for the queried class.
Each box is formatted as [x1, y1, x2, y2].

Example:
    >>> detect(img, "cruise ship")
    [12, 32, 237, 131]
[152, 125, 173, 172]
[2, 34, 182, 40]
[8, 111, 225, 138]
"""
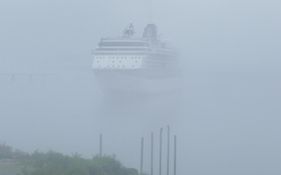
[92, 24, 180, 95]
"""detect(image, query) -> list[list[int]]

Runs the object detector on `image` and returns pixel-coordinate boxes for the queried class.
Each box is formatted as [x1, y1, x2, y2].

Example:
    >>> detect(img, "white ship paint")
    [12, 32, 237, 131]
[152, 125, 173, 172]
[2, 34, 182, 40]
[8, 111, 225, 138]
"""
[92, 24, 181, 95]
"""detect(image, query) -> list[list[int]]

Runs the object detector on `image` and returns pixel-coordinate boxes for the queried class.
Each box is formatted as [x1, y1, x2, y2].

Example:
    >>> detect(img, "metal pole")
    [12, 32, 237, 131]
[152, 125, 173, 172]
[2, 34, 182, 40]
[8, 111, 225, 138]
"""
[140, 137, 144, 175]
[99, 134, 103, 157]
[159, 128, 163, 175]
[167, 126, 170, 175]
[173, 135, 177, 175]
[151, 132, 154, 175]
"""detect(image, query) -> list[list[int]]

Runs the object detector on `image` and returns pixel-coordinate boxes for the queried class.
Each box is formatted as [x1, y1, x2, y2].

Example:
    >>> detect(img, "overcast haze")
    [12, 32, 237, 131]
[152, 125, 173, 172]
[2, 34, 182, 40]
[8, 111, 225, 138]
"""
[0, 0, 281, 175]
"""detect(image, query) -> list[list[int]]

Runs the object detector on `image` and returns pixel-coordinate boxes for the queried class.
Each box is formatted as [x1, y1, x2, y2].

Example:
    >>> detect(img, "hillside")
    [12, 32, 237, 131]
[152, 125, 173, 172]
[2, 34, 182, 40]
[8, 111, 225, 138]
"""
[0, 144, 138, 175]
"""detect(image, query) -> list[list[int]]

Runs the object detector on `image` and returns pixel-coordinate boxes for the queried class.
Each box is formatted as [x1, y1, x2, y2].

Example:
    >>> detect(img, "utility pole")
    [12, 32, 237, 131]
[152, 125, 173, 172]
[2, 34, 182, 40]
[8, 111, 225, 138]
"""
[159, 128, 163, 175]
[151, 132, 154, 175]
[140, 137, 144, 175]
[167, 126, 170, 175]
[99, 134, 103, 157]
[173, 135, 177, 175]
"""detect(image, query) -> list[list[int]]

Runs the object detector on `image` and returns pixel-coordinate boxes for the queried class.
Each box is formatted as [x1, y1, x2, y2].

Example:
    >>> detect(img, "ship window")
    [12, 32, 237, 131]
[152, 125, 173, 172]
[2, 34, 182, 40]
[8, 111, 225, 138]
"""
[100, 42, 148, 47]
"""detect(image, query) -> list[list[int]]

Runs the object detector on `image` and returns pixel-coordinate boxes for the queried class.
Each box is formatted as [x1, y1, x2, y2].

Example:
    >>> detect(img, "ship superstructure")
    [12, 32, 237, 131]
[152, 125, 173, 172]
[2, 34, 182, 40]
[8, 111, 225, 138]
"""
[92, 24, 179, 94]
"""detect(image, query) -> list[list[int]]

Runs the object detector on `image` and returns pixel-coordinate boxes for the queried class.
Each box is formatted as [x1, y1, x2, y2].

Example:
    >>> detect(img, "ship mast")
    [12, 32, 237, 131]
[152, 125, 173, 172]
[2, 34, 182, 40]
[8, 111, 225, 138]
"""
[123, 23, 135, 38]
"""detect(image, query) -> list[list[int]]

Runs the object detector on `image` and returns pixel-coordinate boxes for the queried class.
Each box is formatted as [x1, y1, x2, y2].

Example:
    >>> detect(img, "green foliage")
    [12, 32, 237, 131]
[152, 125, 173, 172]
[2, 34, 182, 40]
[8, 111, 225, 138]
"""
[90, 156, 138, 175]
[0, 144, 138, 175]
[0, 144, 13, 159]
[21, 151, 138, 175]
[0, 144, 28, 160]
[0, 162, 22, 175]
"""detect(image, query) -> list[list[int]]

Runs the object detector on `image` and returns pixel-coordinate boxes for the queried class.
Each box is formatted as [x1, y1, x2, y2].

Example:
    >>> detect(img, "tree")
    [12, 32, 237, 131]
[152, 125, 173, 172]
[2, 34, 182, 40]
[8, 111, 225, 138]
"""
[0, 144, 13, 159]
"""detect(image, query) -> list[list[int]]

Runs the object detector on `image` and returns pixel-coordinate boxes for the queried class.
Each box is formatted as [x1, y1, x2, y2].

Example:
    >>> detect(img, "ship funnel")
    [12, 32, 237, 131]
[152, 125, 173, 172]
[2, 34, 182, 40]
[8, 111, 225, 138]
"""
[143, 24, 158, 41]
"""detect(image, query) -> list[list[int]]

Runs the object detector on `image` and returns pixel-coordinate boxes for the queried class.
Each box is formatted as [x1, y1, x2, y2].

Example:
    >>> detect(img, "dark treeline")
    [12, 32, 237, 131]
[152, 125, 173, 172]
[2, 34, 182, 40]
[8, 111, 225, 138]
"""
[0, 144, 28, 160]
[0, 144, 138, 175]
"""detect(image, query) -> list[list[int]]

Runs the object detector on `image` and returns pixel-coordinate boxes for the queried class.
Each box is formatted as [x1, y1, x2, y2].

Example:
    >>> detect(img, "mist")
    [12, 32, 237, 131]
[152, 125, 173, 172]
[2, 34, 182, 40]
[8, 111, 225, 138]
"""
[0, 0, 280, 175]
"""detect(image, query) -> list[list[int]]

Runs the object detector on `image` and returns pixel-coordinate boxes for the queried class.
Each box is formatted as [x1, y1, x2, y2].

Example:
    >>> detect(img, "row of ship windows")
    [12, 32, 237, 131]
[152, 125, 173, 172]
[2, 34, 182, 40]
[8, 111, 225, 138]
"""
[95, 60, 140, 63]
[96, 65, 139, 68]
[95, 56, 143, 59]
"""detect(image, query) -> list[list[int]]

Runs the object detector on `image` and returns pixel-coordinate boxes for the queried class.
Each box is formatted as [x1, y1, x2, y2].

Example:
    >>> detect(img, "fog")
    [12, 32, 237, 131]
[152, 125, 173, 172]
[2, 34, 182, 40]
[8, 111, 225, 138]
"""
[0, 0, 280, 175]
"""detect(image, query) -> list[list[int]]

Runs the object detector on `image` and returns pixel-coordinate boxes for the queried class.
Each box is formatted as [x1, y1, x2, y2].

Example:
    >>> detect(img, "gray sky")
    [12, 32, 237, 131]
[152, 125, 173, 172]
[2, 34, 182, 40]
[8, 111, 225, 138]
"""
[0, 0, 280, 175]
